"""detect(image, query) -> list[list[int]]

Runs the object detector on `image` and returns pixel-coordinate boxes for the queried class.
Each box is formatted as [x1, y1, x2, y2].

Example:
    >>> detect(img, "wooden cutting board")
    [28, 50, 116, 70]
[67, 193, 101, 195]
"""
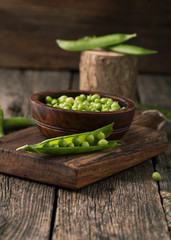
[0, 110, 168, 189]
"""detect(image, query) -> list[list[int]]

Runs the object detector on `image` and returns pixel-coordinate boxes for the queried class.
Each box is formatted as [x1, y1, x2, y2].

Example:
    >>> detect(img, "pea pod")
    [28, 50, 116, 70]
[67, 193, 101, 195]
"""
[16, 123, 119, 155]
[108, 44, 157, 55]
[0, 106, 4, 137]
[136, 103, 171, 120]
[3, 117, 34, 131]
[56, 33, 136, 51]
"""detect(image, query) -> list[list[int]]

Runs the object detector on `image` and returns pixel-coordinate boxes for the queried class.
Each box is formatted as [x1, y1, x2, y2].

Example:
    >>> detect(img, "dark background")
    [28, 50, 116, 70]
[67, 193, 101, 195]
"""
[0, 0, 170, 73]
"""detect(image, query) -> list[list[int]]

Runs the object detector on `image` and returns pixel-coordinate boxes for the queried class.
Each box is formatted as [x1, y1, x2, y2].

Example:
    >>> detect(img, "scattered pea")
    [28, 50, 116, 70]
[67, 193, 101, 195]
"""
[45, 96, 52, 104]
[152, 172, 162, 182]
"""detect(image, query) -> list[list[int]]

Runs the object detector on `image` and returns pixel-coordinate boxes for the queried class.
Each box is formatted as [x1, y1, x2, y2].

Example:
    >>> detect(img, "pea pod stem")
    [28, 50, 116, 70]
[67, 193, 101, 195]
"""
[17, 123, 120, 155]
[107, 44, 157, 55]
[136, 103, 171, 120]
[56, 33, 136, 51]
[3, 117, 34, 131]
[0, 106, 4, 137]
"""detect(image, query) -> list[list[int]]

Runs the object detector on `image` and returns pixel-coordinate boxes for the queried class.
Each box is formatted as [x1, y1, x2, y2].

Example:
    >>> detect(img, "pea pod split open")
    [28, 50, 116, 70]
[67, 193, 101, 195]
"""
[16, 123, 120, 155]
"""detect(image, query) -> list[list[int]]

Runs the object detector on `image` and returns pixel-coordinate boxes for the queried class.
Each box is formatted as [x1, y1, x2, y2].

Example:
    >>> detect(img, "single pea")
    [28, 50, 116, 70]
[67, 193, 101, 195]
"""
[106, 98, 114, 106]
[45, 96, 52, 104]
[100, 97, 108, 104]
[53, 103, 59, 108]
[90, 108, 96, 112]
[72, 137, 81, 146]
[110, 106, 120, 111]
[63, 102, 72, 108]
[72, 106, 78, 111]
[78, 103, 85, 111]
[168, 161, 171, 168]
[111, 102, 121, 110]
[66, 97, 74, 105]
[95, 103, 102, 110]
[67, 143, 75, 147]
[59, 103, 64, 108]
[51, 144, 59, 148]
[85, 134, 94, 144]
[63, 106, 71, 110]
[91, 94, 101, 102]
[75, 96, 82, 102]
[58, 95, 67, 103]
[95, 98, 101, 103]
[79, 94, 86, 101]
[43, 143, 51, 147]
[81, 141, 90, 147]
[58, 139, 68, 147]
[46, 103, 52, 107]
[87, 95, 92, 102]
[82, 100, 90, 106]
[51, 98, 58, 105]
[152, 172, 162, 181]
[98, 139, 108, 146]
[96, 131, 105, 140]
[101, 108, 109, 112]
[121, 106, 126, 110]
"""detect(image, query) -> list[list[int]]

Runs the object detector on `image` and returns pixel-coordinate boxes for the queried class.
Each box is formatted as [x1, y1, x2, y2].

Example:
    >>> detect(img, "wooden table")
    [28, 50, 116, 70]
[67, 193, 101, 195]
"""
[0, 69, 170, 240]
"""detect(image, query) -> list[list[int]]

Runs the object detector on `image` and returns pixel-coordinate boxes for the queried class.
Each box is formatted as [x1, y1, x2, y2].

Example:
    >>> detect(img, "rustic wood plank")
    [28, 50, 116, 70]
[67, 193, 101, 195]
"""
[0, 68, 71, 239]
[0, 1, 170, 73]
[0, 175, 55, 240]
[0, 123, 168, 189]
[137, 74, 171, 236]
[52, 161, 170, 240]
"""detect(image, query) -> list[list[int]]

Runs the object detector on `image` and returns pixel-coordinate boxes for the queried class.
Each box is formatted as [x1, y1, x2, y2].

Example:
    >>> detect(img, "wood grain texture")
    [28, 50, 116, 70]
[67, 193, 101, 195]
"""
[0, 68, 71, 239]
[0, 121, 168, 189]
[52, 161, 170, 240]
[0, 174, 55, 240]
[0, 1, 170, 73]
[79, 50, 138, 100]
[138, 73, 171, 236]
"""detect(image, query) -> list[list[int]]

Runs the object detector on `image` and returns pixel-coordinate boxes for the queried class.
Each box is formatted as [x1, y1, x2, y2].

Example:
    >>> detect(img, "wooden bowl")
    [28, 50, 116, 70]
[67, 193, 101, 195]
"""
[31, 90, 136, 139]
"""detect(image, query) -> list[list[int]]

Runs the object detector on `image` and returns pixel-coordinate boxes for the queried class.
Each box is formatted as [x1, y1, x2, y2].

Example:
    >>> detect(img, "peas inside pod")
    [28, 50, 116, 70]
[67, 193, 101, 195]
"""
[44, 94, 125, 112]
[16, 123, 120, 155]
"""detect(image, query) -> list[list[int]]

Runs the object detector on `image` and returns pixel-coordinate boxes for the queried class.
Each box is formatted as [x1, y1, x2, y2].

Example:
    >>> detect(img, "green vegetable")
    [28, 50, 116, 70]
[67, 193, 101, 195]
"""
[16, 123, 119, 155]
[56, 33, 136, 51]
[0, 106, 4, 137]
[152, 172, 162, 182]
[136, 103, 171, 120]
[45, 93, 124, 112]
[3, 117, 34, 131]
[108, 44, 157, 55]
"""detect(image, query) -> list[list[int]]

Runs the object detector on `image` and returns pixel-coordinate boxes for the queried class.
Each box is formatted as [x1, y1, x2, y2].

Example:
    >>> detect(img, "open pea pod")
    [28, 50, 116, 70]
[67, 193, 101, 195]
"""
[16, 123, 119, 155]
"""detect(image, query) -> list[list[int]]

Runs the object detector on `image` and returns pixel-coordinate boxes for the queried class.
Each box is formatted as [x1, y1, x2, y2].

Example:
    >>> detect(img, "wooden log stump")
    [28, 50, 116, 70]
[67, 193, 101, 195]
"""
[79, 50, 138, 100]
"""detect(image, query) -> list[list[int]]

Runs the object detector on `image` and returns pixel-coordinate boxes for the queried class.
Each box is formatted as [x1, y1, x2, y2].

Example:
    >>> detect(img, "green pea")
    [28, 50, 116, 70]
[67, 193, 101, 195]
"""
[51, 98, 58, 105]
[63, 106, 71, 110]
[72, 137, 81, 146]
[96, 131, 105, 140]
[100, 98, 108, 104]
[78, 103, 85, 111]
[98, 139, 108, 146]
[58, 139, 67, 147]
[91, 94, 100, 102]
[111, 102, 120, 110]
[58, 95, 67, 103]
[66, 97, 74, 105]
[90, 108, 96, 112]
[75, 96, 83, 102]
[51, 144, 59, 148]
[81, 141, 90, 147]
[95, 103, 102, 110]
[45, 96, 52, 104]
[46, 103, 52, 107]
[53, 103, 59, 108]
[95, 99, 101, 103]
[79, 94, 86, 101]
[87, 95, 92, 102]
[67, 143, 75, 147]
[85, 134, 94, 144]
[83, 100, 90, 106]
[106, 99, 113, 106]
[101, 108, 109, 112]
[152, 172, 162, 181]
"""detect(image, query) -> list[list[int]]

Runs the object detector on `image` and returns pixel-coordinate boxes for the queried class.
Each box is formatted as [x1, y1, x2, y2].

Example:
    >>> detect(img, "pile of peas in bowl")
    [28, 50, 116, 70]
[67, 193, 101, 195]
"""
[45, 93, 125, 112]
